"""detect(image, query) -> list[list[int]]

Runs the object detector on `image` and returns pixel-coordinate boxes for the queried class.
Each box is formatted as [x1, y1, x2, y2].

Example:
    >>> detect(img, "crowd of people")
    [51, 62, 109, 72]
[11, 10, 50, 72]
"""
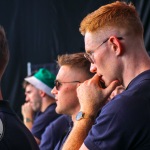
[0, 1, 150, 150]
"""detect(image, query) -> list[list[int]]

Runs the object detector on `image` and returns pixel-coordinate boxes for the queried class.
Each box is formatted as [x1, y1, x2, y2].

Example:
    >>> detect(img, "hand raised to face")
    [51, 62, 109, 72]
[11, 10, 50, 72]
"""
[21, 102, 34, 119]
[76, 74, 119, 116]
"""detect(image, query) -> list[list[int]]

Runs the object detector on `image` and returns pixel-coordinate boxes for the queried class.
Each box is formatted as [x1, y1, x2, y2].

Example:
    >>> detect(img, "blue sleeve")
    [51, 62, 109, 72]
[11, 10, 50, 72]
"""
[84, 92, 150, 150]
[84, 95, 129, 150]
[84, 111, 123, 150]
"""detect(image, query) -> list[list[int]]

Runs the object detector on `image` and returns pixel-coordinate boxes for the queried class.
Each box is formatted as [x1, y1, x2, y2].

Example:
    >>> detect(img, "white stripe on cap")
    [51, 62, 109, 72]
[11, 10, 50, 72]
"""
[24, 76, 54, 98]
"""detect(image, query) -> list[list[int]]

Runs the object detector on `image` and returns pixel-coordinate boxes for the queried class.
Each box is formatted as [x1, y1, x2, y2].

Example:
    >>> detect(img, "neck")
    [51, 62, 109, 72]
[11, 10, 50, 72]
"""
[41, 96, 55, 112]
[123, 50, 150, 87]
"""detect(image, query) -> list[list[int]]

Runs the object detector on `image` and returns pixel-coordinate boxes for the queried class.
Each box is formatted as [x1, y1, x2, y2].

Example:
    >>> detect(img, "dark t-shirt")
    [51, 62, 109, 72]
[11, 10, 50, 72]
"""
[40, 115, 70, 150]
[54, 116, 72, 150]
[0, 100, 39, 150]
[84, 70, 150, 150]
[31, 103, 60, 140]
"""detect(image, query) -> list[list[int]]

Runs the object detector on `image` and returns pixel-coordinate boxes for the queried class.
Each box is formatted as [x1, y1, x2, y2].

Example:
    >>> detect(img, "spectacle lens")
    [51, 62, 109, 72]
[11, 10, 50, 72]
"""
[54, 80, 80, 90]
[55, 80, 62, 90]
[84, 37, 123, 64]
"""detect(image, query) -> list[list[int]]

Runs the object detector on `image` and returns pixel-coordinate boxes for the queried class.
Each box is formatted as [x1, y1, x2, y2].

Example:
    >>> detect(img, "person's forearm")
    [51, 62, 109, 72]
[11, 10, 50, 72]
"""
[21, 102, 34, 130]
[23, 117, 33, 130]
[62, 118, 94, 150]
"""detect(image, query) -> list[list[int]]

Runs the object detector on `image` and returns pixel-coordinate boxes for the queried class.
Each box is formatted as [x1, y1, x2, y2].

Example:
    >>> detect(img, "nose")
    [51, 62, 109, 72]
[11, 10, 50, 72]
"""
[25, 95, 29, 102]
[90, 63, 97, 73]
[51, 86, 58, 95]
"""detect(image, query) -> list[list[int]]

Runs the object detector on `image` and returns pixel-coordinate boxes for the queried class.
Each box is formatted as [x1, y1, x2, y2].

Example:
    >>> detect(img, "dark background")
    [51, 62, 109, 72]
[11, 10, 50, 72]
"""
[0, 0, 149, 118]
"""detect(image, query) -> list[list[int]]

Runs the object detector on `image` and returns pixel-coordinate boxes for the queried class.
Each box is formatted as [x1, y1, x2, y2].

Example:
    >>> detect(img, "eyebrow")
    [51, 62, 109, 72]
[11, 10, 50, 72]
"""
[85, 41, 101, 53]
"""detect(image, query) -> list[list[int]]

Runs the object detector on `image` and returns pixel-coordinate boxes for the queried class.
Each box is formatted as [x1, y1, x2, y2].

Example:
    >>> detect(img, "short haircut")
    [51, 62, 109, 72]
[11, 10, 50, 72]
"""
[57, 52, 94, 78]
[0, 26, 9, 78]
[80, 1, 143, 36]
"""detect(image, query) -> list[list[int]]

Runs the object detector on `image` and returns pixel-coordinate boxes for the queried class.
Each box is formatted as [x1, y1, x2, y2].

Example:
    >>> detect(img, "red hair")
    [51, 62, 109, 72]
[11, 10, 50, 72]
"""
[80, 1, 143, 36]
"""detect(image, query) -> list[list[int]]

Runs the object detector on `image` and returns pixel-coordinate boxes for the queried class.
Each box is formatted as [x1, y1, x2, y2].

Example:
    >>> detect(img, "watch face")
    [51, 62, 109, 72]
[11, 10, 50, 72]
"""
[76, 111, 83, 121]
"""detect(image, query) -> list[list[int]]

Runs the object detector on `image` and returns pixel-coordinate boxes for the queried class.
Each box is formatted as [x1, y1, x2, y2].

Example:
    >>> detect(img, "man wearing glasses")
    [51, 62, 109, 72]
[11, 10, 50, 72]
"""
[62, 1, 150, 150]
[51, 52, 94, 149]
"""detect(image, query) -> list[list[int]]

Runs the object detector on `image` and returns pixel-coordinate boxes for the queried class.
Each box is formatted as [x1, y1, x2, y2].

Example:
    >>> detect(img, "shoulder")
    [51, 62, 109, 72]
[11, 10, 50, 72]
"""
[0, 109, 39, 149]
[39, 115, 70, 150]
[96, 82, 150, 126]
[46, 115, 70, 131]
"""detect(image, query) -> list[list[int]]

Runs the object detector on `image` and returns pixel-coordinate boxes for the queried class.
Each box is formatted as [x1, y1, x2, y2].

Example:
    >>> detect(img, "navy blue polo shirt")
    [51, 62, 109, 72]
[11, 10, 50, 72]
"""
[40, 115, 70, 150]
[54, 116, 73, 150]
[31, 103, 61, 140]
[0, 100, 39, 150]
[84, 70, 150, 150]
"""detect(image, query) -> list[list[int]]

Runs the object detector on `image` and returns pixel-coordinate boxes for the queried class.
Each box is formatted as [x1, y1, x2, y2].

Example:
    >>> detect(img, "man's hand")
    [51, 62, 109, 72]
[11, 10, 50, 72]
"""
[21, 102, 34, 130]
[21, 102, 34, 119]
[77, 74, 119, 115]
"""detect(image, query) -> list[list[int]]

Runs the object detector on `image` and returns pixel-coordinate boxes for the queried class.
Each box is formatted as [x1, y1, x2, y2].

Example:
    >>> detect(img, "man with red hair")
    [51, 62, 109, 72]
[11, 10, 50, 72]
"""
[62, 1, 150, 150]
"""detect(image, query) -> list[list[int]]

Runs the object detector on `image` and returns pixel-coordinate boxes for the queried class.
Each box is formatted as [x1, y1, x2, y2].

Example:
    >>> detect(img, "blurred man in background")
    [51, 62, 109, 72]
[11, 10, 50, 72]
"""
[21, 68, 60, 145]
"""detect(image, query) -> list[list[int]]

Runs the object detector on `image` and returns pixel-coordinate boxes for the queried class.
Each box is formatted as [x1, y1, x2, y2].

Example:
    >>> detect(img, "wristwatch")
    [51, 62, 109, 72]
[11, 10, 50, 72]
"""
[76, 111, 95, 121]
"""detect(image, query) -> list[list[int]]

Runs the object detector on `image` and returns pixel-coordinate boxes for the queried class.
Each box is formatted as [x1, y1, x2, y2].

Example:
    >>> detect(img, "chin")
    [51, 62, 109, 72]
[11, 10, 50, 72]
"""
[56, 108, 62, 114]
[105, 80, 112, 87]
[33, 106, 40, 112]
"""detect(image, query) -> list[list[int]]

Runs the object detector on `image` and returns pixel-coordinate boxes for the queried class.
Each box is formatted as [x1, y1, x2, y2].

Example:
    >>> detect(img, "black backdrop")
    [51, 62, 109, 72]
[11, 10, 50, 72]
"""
[0, 0, 149, 118]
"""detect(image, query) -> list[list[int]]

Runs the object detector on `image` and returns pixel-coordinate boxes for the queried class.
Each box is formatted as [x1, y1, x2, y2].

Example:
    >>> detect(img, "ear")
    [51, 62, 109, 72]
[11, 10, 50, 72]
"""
[39, 90, 46, 97]
[109, 36, 123, 56]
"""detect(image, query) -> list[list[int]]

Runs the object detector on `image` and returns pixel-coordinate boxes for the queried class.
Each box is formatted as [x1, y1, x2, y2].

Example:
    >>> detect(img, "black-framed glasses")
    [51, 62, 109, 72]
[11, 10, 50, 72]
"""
[84, 37, 123, 64]
[54, 80, 81, 90]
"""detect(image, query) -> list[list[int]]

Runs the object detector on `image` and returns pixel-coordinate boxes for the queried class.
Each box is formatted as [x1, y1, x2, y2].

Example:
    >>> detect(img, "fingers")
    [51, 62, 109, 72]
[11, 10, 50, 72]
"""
[22, 102, 32, 112]
[92, 74, 108, 89]
[92, 74, 102, 82]
[104, 80, 120, 97]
